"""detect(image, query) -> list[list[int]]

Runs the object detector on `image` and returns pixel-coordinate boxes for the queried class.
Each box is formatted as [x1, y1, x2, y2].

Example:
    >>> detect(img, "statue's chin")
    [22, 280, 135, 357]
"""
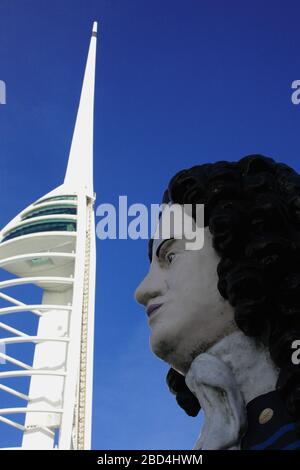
[150, 333, 204, 376]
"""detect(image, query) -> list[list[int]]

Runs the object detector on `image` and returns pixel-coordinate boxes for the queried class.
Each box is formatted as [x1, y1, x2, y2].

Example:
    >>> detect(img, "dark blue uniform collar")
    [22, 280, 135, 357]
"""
[241, 390, 300, 450]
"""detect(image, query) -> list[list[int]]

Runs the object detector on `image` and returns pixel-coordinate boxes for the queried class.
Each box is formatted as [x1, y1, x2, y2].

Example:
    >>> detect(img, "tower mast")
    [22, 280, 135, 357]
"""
[0, 22, 98, 450]
[64, 21, 97, 197]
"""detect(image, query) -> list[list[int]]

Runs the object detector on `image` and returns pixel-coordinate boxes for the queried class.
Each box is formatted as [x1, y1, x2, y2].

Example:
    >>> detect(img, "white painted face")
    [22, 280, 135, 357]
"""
[134, 227, 238, 375]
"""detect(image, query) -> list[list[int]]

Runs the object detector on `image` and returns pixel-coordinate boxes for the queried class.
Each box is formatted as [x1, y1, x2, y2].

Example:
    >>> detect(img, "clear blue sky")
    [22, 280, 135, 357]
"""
[1, 0, 300, 450]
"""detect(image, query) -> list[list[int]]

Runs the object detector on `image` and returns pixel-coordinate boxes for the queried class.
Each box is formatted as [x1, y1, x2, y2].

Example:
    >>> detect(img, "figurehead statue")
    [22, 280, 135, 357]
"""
[135, 155, 300, 450]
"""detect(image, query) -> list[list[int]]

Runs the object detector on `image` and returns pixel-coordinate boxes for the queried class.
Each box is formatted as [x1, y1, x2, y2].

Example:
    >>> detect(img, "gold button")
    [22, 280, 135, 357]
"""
[259, 408, 274, 424]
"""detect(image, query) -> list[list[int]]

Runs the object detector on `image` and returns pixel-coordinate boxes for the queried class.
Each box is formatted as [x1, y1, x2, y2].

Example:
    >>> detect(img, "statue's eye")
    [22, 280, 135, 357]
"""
[166, 252, 176, 264]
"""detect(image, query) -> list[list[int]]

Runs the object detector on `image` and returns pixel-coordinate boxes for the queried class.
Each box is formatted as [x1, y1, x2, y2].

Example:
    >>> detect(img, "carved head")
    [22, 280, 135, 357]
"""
[135, 155, 300, 423]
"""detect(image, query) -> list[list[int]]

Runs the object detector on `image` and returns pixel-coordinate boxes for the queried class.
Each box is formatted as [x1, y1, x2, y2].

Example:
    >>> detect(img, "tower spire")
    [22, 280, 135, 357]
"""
[64, 21, 97, 197]
[0, 22, 97, 450]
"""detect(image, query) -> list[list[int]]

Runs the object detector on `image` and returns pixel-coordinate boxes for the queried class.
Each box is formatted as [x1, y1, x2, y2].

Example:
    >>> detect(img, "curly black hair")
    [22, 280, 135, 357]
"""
[154, 155, 300, 431]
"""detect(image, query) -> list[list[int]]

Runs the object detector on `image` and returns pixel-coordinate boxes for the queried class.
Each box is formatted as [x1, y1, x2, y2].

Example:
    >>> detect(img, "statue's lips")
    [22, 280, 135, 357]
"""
[146, 303, 163, 318]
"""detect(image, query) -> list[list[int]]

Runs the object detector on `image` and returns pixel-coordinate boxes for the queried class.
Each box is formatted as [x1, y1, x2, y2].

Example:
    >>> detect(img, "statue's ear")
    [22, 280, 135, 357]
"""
[166, 368, 201, 417]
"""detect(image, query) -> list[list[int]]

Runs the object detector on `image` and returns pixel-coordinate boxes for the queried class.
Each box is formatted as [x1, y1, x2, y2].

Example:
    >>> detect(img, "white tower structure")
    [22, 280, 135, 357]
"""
[0, 22, 97, 449]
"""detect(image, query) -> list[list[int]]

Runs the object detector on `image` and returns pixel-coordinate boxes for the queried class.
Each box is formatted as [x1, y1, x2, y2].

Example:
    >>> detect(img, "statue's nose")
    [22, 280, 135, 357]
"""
[134, 269, 163, 307]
